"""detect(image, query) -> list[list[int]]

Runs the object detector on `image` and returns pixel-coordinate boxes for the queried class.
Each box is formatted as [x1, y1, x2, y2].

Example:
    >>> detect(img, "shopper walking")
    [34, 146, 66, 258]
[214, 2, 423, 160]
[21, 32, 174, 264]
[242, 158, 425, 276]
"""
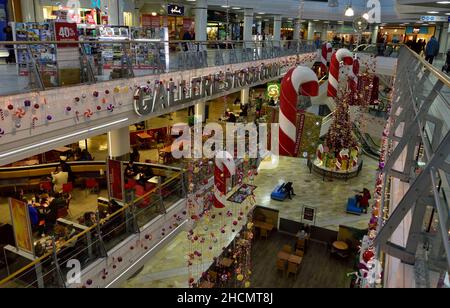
[425, 36, 440, 65]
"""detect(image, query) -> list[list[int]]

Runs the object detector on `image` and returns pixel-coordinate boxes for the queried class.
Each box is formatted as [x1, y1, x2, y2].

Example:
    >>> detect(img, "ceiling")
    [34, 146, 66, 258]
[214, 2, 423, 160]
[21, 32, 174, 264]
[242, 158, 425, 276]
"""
[396, 0, 450, 21]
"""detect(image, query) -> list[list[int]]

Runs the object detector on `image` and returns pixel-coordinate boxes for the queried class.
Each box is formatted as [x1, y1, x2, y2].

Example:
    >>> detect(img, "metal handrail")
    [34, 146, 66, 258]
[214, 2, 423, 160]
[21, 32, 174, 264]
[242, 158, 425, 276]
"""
[0, 170, 184, 287]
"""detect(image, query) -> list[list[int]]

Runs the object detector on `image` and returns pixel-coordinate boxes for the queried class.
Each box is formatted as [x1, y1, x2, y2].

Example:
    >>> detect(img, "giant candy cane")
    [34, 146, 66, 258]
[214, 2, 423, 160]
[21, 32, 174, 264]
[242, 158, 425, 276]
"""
[349, 56, 360, 92]
[214, 151, 235, 209]
[327, 48, 354, 97]
[279, 66, 319, 156]
[320, 42, 333, 73]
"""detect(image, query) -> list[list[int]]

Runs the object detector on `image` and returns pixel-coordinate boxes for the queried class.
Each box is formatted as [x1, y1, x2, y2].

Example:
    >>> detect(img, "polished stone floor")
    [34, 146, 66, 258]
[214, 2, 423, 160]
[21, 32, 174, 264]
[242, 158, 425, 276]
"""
[255, 155, 377, 231]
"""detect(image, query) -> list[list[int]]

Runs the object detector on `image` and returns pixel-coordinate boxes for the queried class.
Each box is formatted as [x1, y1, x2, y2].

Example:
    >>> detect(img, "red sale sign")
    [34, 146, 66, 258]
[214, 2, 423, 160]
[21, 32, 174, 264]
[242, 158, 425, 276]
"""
[54, 22, 79, 48]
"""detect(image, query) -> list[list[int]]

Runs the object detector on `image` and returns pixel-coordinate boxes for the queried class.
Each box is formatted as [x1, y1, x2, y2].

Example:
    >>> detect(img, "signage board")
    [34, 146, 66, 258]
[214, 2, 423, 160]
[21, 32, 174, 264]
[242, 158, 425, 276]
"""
[54, 22, 79, 48]
[420, 15, 448, 22]
[9, 198, 34, 254]
[168, 4, 184, 16]
[302, 206, 316, 224]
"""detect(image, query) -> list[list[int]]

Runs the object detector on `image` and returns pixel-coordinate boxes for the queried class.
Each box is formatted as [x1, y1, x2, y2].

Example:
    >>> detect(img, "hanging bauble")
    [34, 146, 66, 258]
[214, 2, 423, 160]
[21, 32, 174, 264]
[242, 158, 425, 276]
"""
[237, 274, 244, 281]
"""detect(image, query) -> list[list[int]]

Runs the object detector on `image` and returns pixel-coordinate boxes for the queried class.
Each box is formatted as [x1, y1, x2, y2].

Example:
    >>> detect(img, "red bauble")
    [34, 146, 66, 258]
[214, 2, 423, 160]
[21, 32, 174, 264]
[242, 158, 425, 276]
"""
[363, 250, 375, 263]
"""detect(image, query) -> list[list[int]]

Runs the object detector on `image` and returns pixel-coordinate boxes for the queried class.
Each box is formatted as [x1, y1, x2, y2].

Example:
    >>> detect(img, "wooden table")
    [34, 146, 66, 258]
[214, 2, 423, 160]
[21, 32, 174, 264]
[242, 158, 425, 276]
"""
[332, 241, 349, 251]
[137, 132, 152, 139]
[288, 255, 303, 265]
[220, 257, 234, 268]
[254, 220, 274, 232]
[277, 251, 290, 261]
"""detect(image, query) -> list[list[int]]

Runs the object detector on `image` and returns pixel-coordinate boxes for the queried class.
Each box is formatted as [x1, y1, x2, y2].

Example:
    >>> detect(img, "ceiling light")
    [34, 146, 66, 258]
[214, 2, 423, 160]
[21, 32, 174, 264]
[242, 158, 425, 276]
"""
[445, 13, 450, 15]
[232, 7, 241, 10]
[221, 5, 230, 8]
[436, 1, 450, 3]
[427, 11, 439, 14]
[362, 13, 369, 20]
[151, 12, 157, 16]
[258, 12, 265, 14]
[345, 5, 354, 17]
[313, 19, 319, 22]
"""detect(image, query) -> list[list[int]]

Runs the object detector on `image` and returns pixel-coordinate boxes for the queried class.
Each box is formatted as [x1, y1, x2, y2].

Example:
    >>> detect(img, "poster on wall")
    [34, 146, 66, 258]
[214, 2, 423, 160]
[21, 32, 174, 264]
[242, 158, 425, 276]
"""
[9, 198, 34, 254]
[107, 159, 124, 201]
[54, 22, 79, 48]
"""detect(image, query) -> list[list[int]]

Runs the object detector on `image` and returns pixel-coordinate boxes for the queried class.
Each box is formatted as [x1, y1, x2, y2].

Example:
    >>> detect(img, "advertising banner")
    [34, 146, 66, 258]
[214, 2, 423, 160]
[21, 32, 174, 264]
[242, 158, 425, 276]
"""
[54, 22, 79, 48]
[9, 198, 34, 254]
[107, 159, 124, 201]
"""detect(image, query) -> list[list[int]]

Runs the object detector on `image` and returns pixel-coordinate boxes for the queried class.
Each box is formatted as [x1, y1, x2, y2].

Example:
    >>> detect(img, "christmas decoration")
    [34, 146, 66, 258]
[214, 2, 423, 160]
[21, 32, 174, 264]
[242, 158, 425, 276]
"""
[279, 66, 319, 156]
[327, 48, 354, 97]
[321, 42, 333, 73]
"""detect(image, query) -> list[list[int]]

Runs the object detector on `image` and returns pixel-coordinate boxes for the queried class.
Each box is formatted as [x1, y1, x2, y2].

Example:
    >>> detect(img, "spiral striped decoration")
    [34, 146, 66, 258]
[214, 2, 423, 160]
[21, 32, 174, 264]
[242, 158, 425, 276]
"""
[279, 66, 319, 157]
[327, 48, 354, 98]
[349, 56, 360, 92]
[320, 42, 333, 73]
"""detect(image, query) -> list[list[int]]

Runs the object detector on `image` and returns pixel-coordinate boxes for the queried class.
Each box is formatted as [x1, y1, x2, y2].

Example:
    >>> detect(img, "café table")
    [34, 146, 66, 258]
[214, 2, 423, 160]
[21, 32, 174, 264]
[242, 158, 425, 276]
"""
[288, 254, 302, 265]
[332, 241, 349, 251]
[254, 220, 274, 232]
[277, 251, 290, 261]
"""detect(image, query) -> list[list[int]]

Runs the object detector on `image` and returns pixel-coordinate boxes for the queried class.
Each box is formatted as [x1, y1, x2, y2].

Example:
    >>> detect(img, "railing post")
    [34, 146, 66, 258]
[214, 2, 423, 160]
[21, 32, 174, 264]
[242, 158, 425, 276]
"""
[95, 211, 108, 258]
[51, 236, 66, 288]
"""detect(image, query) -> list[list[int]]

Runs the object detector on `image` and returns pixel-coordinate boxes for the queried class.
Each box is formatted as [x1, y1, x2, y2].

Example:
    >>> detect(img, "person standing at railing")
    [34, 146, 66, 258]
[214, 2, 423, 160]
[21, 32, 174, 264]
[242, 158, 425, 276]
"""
[442, 50, 450, 74]
[425, 36, 440, 65]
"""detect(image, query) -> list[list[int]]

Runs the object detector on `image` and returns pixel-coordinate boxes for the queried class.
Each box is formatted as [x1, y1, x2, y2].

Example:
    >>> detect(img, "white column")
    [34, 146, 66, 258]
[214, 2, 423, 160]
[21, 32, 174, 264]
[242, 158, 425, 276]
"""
[107, 0, 120, 25]
[294, 19, 301, 40]
[34, 0, 44, 22]
[21, 0, 35, 22]
[307, 21, 314, 41]
[195, 103, 206, 123]
[256, 20, 262, 35]
[273, 16, 281, 41]
[438, 23, 449, 54]
[108, 127, 131, 160]
[241, 88, 250, 105]
[372, 25, 379, 43]
[194, 0, 208, 41]
[243, 8, 253, 41]
[321, 23, 328, 41]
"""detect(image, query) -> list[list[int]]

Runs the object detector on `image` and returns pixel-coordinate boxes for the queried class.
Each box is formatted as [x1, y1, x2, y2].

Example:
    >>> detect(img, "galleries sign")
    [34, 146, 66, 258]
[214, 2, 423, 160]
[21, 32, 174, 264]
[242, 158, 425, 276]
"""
[133, 63, 281, 117]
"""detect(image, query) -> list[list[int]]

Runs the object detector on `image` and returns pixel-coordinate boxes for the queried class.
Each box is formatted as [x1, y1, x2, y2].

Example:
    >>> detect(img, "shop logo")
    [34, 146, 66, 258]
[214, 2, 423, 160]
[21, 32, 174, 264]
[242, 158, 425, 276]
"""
[366, 0, 381, 24]
[66, 0, 81, 23]
[168, 4, 184, 16]
[66, 259, 81, 284]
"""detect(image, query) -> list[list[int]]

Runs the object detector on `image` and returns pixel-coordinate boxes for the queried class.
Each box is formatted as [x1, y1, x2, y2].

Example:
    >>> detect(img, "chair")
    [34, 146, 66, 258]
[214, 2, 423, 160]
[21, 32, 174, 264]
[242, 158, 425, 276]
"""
[40, 181, 53, 193]
[260, 228, 268, 240]
[296, 239, 306, 251]
[282, 244, 292, 254]
[276, 259, 286, 275]
[62, 182, 73, 198]
[85, 178, 99, 196]
[287, 262, 299, 278]
[295, 250, 304, 257]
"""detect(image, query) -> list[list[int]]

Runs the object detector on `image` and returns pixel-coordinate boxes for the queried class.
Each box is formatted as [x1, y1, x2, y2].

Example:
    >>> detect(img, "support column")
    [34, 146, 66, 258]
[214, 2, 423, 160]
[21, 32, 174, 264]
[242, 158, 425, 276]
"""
[256, 20, 262, 36]
[372, 25, 379, 43]
[243, 8, 253, 42]
[195, 103, 206, 124]
[273, 16, 281, 41]
[20, 0, 36, 22]
[307, 21, 314, 41]
[438, 23, 449, 54]
[241, 88, 250, 105]
[34, 0, 44, 22]
[194, 0, 207, 41]
[107, 0, 120, 25]
[321, 23, 328, 41]
[108, 127, 131, 161]
[294, 19, 301, 40]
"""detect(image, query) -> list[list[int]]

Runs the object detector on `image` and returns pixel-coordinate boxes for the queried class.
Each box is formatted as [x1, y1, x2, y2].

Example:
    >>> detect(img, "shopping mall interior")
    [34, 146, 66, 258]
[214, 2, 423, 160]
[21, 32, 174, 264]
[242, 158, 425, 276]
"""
[0, 0, 448, 290]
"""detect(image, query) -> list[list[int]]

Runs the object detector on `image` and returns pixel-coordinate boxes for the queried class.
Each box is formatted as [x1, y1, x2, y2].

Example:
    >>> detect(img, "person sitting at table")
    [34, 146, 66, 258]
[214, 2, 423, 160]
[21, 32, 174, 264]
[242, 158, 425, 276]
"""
[124, 161, 139, 180]
[27, 200, 39, 230]
[79, 149, 93, 161]
[130, 146, 140, 163]
[44, 198, 58, 233]
[283, 182, 296, 199]
[58, 158, 75, 183]
[51, 165, 68, 193]
[227, 112, 237, 123]
[83, 212, 97, 227]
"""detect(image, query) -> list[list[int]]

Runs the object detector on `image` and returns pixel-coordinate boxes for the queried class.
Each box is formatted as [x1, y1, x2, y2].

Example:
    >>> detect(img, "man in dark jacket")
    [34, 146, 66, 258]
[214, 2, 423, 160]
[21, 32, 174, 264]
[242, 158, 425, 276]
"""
[425, 36, 440, 64]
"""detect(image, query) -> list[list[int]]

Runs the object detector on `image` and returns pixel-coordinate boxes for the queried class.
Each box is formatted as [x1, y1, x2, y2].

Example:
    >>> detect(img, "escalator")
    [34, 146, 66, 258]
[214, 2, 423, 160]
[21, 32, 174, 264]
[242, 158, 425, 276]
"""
[352, 123, 380, 159]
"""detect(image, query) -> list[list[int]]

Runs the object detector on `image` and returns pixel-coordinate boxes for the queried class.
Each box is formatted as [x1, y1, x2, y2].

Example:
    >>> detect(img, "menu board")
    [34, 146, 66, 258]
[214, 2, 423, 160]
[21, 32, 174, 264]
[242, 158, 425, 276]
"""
[9, 198, 34, 254]
[302, 206, 316, 223]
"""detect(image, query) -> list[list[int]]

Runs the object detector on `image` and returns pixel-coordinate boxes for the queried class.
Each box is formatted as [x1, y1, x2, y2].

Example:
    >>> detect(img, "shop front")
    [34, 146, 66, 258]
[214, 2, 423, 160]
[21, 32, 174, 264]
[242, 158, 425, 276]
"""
[404, 26, 436, 43]
[378, 26, 406, 43]
[207, 10, 241, 41]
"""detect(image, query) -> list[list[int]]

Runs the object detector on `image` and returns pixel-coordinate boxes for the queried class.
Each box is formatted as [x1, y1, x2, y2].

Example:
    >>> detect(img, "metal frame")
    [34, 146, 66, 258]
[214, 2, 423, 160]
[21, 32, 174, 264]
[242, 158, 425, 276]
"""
[374, 46, 450, 277]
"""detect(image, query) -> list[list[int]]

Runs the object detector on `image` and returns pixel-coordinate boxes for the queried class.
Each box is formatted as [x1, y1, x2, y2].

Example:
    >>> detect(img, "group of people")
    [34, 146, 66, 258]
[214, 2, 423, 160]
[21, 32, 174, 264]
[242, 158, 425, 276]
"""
[406, 36, 441, 65]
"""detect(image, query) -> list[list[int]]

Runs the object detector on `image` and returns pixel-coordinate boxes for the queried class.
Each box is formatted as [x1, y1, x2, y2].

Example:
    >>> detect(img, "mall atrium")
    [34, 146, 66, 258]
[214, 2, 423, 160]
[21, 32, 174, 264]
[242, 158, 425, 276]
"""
[0, 0, 448, 290]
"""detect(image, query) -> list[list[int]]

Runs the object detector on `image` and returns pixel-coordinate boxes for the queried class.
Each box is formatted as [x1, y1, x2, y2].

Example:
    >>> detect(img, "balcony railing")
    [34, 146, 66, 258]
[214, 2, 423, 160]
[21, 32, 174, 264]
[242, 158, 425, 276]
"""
[0, 167, 186, 288]
[0, 39, 317, 97]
